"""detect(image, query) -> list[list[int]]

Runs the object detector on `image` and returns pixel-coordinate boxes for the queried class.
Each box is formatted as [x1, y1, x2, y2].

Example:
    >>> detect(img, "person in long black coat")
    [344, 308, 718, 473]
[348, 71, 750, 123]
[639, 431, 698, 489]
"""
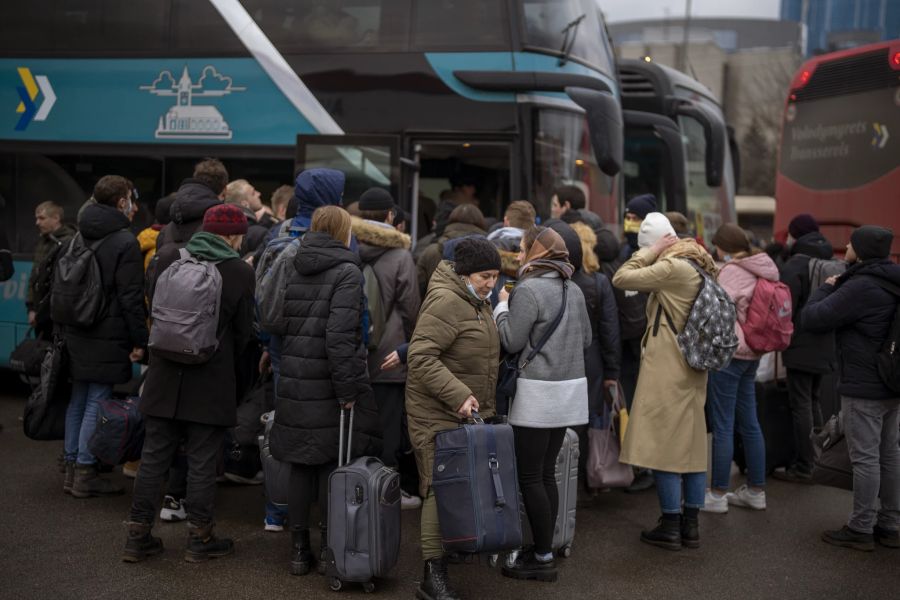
[270, 205, 381, 577]
[62, 177, 147, 498]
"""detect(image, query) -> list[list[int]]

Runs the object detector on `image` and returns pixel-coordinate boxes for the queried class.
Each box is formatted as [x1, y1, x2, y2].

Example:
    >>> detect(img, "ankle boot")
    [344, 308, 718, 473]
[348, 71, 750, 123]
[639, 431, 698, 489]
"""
[71, 463, 125, 498]
[122, 521, 164, 563]
[415, 557, 461, 600]
[681, 516, 700, 549]
[317, 526, 328, 575]
[63, 461, 75, 495]
[290, 528, 315, 576]
[640, 516, 683, 551]
[185, 522, 234, 563]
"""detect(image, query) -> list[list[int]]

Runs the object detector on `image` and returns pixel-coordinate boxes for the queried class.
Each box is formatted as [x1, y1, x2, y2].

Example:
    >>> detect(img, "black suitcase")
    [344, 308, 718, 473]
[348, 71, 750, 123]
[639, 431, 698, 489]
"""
[735, 381, 795, 474]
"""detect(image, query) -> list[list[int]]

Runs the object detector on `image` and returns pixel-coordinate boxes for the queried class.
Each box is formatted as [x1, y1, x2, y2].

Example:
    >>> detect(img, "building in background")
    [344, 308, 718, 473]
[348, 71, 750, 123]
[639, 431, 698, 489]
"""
[781, 0, 900, 56]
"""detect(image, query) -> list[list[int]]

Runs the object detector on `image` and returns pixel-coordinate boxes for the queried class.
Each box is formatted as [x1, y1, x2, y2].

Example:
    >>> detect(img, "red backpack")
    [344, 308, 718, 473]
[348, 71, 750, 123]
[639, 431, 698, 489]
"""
[743, 278, 794, 353]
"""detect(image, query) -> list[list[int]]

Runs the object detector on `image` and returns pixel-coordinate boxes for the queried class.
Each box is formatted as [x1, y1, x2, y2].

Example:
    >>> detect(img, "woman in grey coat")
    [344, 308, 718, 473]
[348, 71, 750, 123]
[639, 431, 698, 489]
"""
[494, 226, 592, 583]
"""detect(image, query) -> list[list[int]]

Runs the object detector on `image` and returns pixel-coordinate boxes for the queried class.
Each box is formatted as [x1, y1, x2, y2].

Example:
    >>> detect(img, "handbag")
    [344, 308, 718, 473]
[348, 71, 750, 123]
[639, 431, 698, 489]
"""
[23, 336, 70, 441]
[9, 329, 52, 377]
[586, 384, 634, 489]
[607, 383, 629, 446]
[497, 281, 569, 400]
[811, 412, 852, 491]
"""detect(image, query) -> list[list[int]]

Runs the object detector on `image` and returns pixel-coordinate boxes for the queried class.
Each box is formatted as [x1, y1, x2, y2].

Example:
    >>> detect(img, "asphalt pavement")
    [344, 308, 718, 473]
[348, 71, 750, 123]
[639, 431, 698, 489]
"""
[0, 374, 897, 600]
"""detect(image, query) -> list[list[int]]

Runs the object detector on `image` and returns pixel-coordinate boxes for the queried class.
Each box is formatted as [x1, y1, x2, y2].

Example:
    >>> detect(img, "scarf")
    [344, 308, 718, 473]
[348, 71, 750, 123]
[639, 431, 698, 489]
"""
[185, 231, 240, 261]
[517, 227, 574, 282]
[659, 238, 718, 278]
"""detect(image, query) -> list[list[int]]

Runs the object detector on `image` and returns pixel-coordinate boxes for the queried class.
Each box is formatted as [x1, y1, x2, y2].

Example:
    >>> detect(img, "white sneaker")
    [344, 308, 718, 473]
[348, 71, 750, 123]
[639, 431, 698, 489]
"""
[700, 489, 728, 514]
[726, 485, 767, 510]
[263, 517, 285, 532]
[160, 495, 187, 522]
[401, 490, 422, 511]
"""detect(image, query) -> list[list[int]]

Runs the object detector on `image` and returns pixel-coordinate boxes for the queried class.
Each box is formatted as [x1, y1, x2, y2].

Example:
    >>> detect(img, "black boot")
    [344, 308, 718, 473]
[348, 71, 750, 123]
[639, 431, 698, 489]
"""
[122, 521, 164, 563]
[63, 461, 74, 496]
[416, 557, 461, 600]
[290, 528, 315, 576]
[185, 522, 235, 563]
[501, 550, 558, 582]
[317, 526, 328, 575]
[681, 516, 700, 549]
[821, 526, 874, 552]
[640, 516, 682, 551]
[71, 463, 125, 498]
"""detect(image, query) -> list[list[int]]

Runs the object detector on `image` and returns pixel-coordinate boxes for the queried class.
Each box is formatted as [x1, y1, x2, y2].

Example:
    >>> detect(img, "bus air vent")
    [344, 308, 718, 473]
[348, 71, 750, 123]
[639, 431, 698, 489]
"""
[794, 49, 899, 102]
[618, 69, 656, 98]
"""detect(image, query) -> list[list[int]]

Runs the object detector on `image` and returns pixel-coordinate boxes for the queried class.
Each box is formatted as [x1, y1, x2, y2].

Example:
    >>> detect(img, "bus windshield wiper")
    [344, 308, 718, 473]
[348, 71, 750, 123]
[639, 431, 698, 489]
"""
[558, 14, 586, 66]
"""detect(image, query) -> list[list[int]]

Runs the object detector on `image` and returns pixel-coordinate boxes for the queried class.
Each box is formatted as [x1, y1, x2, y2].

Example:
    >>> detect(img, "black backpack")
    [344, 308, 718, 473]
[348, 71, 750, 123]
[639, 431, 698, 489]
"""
[864, 276, 900, 394]
[50, 232, 113, 328]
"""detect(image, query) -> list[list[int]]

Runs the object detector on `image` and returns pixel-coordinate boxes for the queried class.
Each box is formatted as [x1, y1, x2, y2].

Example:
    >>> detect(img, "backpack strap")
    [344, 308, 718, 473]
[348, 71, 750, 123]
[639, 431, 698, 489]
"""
[518, 280, 568, 370]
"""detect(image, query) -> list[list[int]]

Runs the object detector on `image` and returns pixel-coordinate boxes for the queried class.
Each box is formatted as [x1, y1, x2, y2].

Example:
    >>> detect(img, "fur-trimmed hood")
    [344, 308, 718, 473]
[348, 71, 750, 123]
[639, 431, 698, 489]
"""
[500, 249, 520, 278]
[351, 217, 411, 250]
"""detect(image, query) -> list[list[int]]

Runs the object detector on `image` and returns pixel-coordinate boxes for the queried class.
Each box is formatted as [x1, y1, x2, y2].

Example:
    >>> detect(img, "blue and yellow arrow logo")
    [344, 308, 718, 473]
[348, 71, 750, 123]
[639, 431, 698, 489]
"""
[15, 67, 56, 131]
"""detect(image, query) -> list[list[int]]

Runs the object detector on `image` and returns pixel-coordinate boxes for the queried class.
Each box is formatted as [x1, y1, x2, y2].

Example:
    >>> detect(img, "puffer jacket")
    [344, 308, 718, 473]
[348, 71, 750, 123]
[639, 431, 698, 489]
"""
[271, 232, 382, 465]
[155, 179, 222, 251]
[136, 226, 160, 271]
[406, 260, 499, 496]
[803, 259, 900, 400]
[718, 252, 781, 360]
[780, 231, 837, 373]
[352, 218, 420, 384]
[62, 203, 148, 384]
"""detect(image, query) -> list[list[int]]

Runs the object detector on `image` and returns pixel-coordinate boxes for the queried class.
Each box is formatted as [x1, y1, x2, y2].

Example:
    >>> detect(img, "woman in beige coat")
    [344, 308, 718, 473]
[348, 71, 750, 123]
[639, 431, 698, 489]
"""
[612, 212, 716, 552]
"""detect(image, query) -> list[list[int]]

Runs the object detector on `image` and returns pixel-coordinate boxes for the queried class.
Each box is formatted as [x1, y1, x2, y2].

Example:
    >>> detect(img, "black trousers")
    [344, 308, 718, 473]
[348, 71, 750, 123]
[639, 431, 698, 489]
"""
[513, 426, 567, 555]
[288, 463, 335, 532]
[786, 369, 825, 474]
[620, 338, 642, 412]
[130, 417, 225, 526]
[373, 383, 405, 469]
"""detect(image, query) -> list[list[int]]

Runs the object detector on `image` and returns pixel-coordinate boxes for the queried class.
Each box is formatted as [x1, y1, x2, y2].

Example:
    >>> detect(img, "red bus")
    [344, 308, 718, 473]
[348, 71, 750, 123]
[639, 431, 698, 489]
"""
[775, 40, 900, 254]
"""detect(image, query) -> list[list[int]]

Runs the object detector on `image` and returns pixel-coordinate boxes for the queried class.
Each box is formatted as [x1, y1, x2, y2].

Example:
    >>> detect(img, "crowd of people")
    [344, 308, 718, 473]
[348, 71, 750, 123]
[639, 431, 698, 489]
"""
[21, 158, 900, 598]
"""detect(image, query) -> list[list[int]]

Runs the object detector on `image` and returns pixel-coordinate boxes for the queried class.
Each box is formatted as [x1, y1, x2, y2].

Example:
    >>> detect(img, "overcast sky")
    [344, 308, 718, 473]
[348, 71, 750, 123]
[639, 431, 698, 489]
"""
[602, 0, 782, 24]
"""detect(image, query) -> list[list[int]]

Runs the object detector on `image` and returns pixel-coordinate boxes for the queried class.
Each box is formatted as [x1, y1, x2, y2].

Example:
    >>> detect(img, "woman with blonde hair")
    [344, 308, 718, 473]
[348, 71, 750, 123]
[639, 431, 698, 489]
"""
[570, 221, 600, 274]
[271, 205, 382, 576]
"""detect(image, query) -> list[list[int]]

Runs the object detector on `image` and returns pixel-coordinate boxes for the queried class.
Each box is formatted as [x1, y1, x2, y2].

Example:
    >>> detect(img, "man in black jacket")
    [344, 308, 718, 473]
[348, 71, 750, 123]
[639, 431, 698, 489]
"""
[776, 214, 838, 483]
[154, 158, 227, 253]
[124, 204, 256, 564]
[63, 176, 148, 499]
[803, 226, 900, 551]
[27, 201, 77, 338]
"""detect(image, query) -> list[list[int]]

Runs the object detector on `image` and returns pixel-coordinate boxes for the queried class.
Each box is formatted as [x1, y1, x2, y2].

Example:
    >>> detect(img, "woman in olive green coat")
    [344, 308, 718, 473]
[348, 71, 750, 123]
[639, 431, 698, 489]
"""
[406, 238, 501, 600]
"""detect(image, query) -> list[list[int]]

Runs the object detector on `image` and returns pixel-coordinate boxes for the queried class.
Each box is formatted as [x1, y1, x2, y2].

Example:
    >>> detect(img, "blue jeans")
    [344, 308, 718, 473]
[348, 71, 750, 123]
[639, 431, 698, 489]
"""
[265, 500, 288, 524]
[64, 381, 112, 466]
[653, 471, 706, 514]
[709, 359, 766, 489]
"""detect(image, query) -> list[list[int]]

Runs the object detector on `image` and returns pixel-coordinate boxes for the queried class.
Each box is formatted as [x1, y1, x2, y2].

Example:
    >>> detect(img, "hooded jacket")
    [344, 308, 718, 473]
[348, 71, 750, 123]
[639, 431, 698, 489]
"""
[155, 179, 222, 251]
[27, 223, 78, 327]
[62, 204, 147, 384]
[289, 168, 346, 229]
[406, 260, 499, 496]
[780, 231, 837, 373]
[351, 217, 421, 384]
[803, 259, 900, 400]
[141, 232, 256, 427]
[718, 253, 781, 360]
[416, 222, 486, 298]
[271, 232, 382, 465]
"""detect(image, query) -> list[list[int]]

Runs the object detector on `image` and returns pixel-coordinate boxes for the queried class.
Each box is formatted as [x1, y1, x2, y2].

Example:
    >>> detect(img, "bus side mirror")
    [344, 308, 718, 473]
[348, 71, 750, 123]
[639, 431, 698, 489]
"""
[565, 87, 623, 177]
[727, 125, 741, 193]
[667, 97, 726, 188]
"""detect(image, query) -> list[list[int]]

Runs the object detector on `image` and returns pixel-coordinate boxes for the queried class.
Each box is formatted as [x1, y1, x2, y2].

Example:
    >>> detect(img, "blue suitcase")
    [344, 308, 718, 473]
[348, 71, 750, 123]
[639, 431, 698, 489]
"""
[432, 412, 523, 554]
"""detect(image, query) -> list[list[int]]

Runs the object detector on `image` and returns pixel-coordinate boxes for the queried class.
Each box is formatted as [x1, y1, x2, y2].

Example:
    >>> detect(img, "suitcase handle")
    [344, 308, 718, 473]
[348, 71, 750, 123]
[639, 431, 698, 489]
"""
[471, 410, 485, 425]
[338, 406, 355, 467]
[485, 425, 507, 508]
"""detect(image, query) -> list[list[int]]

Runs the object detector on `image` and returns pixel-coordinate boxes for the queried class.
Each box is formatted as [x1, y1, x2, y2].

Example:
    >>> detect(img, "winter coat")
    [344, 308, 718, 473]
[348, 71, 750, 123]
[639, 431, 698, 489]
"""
[271, 232, 381, 465]
[612, 246, 709, 473]
[136, 226, 160, 271]
[416, 222, 486, 297]
[27, 223, 78, 310]
[141, 233, 255, 427]
[155, 179, 222, 251]
[803, 259, 900, 400]
[779, 231, 837, 373]
[495, 272, 592, 428]
[235, 205, 270, 258]
[406, 260, 500, 496]
[351, 218, 421, 385]
[718, 253, 781, 361]
[62, 204, 148, 384]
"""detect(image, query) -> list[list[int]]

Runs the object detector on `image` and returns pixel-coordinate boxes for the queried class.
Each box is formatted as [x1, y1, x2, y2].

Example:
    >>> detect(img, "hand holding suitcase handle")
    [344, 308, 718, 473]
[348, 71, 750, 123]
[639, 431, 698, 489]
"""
[457, 395, 479, 418]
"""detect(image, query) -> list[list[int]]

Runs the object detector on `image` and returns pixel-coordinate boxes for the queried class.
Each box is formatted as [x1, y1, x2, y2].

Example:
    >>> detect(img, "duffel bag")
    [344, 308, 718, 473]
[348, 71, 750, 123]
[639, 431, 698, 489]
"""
[10, 329, 51, 377]
[812, 413, 852, 491]
[23, 337, 69, 441]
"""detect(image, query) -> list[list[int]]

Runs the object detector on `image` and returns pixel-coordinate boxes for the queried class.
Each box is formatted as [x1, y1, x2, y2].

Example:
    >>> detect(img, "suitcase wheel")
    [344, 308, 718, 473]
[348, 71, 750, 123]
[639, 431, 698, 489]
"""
[363, 582, 376, 594]
[329, 577, 343, 592]
[488, 554, 498, 568]
[558, 545, 572, 558]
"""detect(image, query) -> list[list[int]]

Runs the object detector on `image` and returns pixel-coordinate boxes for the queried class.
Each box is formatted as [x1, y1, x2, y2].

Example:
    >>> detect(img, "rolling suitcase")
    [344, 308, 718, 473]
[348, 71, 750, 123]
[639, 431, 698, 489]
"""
[432, 411, 523, 555]
[735, 380, 795, 474]
[325, 408, 402, 593]
[258, 411, 290, 507]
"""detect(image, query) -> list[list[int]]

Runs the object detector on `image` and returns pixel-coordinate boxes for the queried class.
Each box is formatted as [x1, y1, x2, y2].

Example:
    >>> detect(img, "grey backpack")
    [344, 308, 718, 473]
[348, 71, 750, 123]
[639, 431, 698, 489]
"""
[808, 257, 846, 292]
[148, 248, 223, 364]
[655, 260, 738, 371]
[256, 238, 300, 335]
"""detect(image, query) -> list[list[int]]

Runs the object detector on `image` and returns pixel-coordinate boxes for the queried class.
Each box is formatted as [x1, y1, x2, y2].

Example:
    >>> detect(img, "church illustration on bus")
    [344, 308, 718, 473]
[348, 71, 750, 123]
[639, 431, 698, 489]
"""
[141, 66, 245, 140]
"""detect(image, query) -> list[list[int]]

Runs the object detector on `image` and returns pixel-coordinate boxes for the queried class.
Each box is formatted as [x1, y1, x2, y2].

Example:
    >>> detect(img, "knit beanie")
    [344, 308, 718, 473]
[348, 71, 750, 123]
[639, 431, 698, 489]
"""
[638, 212, 676, 249]
[454, 237, 501, 275]
[202, 203, 248, 236]
[788, 213, 819, 239]
[712, 223, 751, 254]
[154, 194, 176, 226]
[358, 187, 395, 211]
[626, 194, 658, 220]
[850, 226, 893, 261]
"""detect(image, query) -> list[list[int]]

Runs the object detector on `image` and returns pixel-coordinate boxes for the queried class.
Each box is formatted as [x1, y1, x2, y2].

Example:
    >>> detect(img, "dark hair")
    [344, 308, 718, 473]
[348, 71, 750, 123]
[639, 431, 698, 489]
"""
[448, 204, 485, 229]
[359, 209, 392, 223]
[193, 158, 229, 195]
[554, 185, 586, 211]
[93, 175, 132, 207]
[522, 225, 547, 254]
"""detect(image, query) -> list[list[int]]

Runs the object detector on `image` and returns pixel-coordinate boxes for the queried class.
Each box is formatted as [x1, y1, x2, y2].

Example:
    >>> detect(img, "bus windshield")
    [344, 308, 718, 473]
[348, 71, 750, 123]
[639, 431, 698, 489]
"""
[521, 0, 614, 74]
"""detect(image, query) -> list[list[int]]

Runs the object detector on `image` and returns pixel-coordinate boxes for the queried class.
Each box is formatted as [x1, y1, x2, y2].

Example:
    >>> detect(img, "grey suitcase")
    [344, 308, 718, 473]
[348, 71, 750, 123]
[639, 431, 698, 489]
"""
[325, 408, 402, 593]
[258, 411, 289, 507]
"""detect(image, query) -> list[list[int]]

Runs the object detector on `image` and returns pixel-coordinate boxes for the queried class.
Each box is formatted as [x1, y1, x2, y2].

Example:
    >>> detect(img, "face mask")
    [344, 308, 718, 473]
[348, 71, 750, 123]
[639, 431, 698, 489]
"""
[465, 279, 489, 301]
[121, 198, 133, 217]
[623, 219, 642, 234]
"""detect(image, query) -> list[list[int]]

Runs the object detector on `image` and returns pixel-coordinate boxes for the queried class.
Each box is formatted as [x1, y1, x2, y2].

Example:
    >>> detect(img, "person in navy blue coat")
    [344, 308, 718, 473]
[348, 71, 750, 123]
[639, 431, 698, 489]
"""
[802, 226, 900, 552]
